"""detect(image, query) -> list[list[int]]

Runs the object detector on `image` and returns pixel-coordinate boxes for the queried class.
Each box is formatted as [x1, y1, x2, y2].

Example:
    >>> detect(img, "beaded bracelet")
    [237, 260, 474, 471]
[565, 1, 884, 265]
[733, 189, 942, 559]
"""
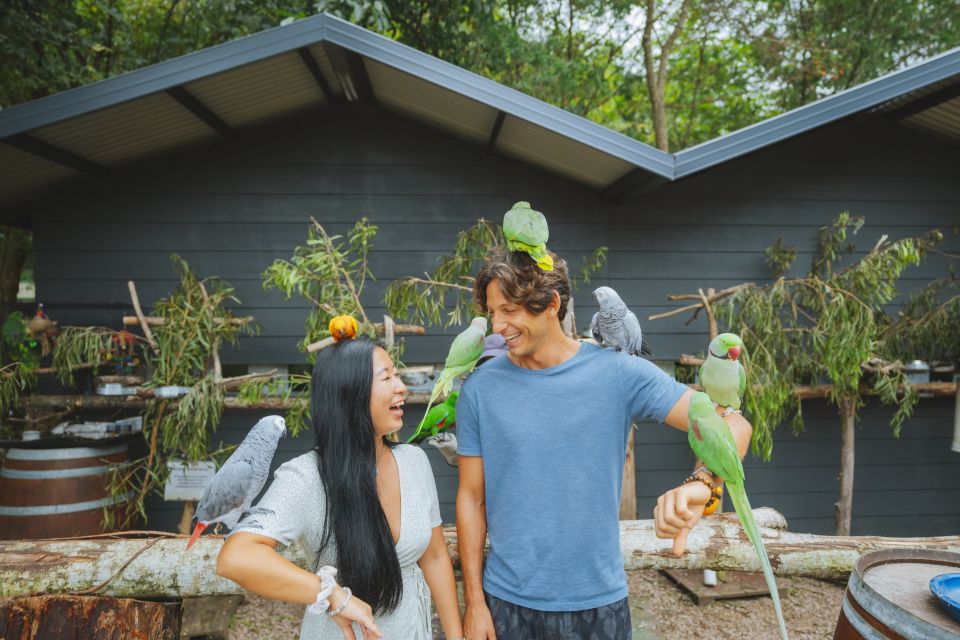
[684, 467, 723, 510]
[328, 587, 353, 617]
[307, 565, 338, 615]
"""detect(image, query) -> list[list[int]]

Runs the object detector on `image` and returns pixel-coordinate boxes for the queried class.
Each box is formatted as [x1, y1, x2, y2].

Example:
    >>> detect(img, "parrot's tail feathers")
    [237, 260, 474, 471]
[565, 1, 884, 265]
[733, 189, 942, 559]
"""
[186, 522, 207, 550]
[727, 484, 789, 640]
[409, 396, 437, 444]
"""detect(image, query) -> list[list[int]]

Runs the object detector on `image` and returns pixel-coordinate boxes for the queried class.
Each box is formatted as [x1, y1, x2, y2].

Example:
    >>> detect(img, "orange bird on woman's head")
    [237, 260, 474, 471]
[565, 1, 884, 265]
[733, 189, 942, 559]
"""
[329, 315, 359, 342]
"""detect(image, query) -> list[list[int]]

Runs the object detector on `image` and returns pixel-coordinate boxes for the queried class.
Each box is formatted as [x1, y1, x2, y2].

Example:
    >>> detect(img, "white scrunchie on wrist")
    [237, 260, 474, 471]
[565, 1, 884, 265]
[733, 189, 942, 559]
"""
[307, 565, 339, 615]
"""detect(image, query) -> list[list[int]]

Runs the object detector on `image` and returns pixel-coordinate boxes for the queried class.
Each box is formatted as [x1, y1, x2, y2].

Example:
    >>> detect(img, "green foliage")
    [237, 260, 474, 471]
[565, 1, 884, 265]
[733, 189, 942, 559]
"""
[385, 218, 501, 328]
[714, 214, 933, 459]
[150, 255, 253, 387]
[764, 237, 797, 279]
[237, 373, 312, 437]
[114, 255, 256, 527]
[885, 264, 960, 365]
[385, 218, 608, 328]
[0, 362, 33, 413]
[263, 216, 381, 354]
[50, 326, 122, 386]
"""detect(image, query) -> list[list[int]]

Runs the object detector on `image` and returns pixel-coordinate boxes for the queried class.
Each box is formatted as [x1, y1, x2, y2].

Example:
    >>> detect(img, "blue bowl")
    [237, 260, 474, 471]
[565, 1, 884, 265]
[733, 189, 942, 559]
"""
[930, 573, 960, 623]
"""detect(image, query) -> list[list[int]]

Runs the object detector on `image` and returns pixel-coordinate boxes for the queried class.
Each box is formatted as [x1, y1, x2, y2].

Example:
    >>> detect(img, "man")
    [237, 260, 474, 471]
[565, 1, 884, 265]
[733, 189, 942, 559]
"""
[456, 248, 752, 639]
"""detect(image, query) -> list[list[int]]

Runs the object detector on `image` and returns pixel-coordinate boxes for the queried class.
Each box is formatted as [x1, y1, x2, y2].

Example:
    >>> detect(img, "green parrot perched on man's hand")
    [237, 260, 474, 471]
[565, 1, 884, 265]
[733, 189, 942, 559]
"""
[503, 201, 553, 271]
[415, 317, 487, 435]
[699, 332, 745, 410]
[687, 391, 789, 640]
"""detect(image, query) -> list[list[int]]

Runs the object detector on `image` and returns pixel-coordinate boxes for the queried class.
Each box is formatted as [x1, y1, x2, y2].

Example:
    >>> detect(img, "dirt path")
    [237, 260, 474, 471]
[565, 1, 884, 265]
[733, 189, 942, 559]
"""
[226, 570, 845, 639]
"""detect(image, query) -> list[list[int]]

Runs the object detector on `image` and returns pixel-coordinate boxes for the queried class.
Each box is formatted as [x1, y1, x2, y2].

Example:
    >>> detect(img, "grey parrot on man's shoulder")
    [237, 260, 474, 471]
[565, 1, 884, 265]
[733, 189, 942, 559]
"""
[186, 415, 287, 549]
[590, 286, 652, 357]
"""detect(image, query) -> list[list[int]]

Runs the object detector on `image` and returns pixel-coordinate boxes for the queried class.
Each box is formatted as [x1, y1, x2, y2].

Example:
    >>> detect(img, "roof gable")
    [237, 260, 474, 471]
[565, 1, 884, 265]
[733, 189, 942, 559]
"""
[1, 14, 958, 208]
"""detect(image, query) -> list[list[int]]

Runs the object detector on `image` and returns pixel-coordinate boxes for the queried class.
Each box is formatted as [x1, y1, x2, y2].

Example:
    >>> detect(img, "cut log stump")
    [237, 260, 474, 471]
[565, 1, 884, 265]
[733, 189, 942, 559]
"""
[0, 594, 181, 639]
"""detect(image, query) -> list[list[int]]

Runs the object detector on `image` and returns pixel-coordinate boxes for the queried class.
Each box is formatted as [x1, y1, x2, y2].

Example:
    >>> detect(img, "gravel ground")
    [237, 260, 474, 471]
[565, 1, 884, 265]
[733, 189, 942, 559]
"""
[226, 571, 845, 639]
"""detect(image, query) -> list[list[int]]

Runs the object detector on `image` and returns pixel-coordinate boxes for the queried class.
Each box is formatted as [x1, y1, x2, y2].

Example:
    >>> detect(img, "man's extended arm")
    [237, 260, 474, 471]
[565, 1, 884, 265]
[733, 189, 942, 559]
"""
[656, 388, 754, 555]
[457, 455, 497, 639]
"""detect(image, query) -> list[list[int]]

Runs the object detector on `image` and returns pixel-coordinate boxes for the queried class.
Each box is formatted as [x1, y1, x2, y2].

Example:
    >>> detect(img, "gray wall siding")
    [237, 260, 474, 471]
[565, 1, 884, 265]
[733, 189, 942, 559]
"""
[23, 107, 960, 537]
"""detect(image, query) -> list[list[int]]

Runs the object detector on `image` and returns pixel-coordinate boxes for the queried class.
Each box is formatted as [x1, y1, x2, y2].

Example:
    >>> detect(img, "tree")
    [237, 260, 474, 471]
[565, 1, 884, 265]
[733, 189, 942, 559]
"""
[735, 0, 960, 112]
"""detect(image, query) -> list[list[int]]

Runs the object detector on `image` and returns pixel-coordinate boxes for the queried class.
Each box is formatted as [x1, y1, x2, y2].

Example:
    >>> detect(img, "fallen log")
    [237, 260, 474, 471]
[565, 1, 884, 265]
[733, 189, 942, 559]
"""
[2, 509, 959, 597]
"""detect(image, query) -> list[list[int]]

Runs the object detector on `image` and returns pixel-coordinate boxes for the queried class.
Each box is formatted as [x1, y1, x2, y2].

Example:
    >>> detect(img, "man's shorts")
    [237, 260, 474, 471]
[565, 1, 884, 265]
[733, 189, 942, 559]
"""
[485, 592, 632, 639]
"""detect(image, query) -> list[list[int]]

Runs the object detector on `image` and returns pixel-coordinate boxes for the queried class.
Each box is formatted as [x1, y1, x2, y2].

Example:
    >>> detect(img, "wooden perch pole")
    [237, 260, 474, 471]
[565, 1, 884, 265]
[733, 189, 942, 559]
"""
[4, 509, 960, 598]
[127, 281, 158, 354]
[122, 316, 255, 327]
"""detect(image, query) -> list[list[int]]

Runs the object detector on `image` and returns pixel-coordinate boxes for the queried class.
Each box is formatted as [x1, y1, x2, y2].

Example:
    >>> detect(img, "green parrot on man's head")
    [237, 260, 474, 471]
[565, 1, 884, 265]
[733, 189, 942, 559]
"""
[503, 201, 553, 271]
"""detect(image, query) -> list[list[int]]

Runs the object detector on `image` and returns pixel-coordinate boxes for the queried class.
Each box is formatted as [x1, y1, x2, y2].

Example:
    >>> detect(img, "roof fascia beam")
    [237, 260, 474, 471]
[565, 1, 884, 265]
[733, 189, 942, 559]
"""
[884, 80, 960, 120]
[166, 86, 234, 138]
[298, 47, 338, 103]
[487, 111, 506, 151]
[3, 134, 105, 175]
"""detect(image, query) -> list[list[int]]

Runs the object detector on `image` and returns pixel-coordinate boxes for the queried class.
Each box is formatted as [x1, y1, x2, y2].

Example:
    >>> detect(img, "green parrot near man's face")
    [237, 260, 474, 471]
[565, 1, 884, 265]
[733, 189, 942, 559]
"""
[407, 392, 457, 444]
[414, 317, 487, 435]
[699, 332, 746, 410]
[503, 201, 553, 271]
[687, 392, 788, 639]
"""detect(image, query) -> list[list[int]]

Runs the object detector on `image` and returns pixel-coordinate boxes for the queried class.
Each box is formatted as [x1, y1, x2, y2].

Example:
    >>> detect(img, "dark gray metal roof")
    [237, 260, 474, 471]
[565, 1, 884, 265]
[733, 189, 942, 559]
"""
[1, 14, 958, 207]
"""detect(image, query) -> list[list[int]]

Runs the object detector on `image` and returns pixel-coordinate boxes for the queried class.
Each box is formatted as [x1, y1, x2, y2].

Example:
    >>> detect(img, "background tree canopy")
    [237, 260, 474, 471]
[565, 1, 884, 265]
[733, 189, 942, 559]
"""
[2, 0, 958, 151]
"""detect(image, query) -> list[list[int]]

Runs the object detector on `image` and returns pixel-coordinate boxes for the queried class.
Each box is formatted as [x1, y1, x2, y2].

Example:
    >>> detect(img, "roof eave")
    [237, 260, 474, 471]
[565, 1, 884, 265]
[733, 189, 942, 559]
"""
[0, 15, 330, 139]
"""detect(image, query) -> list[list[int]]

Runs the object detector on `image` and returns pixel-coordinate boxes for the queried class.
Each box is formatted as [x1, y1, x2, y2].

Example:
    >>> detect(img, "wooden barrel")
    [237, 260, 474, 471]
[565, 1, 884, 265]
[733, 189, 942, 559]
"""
[834, 548, 960, 639]
[0, 444, 131, 539]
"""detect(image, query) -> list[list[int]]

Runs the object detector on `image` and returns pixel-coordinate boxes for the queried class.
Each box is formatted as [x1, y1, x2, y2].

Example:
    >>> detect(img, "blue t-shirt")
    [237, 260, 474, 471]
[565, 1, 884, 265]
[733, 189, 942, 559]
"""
[456, 342, 688, 611]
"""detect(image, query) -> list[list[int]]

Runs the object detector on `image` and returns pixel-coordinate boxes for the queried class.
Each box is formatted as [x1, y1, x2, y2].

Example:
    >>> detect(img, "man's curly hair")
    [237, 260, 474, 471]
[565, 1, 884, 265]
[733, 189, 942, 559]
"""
[474, 247, 571, 322]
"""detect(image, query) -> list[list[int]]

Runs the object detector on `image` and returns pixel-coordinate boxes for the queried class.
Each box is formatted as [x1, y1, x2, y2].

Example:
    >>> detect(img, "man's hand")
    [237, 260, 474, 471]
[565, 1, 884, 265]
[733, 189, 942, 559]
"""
[654, 481, 711, 556]
[463, 602, 497, 640]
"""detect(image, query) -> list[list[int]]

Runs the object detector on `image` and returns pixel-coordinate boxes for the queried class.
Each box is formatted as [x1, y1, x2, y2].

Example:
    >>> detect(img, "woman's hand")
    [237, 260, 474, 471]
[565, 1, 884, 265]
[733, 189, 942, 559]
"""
[329, 586, 382, 639]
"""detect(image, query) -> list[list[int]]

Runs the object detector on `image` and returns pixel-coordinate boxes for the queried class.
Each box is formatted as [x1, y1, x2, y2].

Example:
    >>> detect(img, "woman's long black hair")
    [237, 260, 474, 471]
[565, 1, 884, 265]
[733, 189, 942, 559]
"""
[311, 338, 402, 614]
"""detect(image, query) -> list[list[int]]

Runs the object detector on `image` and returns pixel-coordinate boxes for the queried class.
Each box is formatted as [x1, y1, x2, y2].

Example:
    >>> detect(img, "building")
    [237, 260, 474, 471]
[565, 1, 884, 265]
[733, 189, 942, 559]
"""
[2, 15, 957, 535]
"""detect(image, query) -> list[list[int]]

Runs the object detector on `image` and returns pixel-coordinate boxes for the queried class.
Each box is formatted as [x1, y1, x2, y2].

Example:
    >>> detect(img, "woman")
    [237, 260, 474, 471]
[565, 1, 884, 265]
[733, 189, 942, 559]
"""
[217, 338, 464, 640]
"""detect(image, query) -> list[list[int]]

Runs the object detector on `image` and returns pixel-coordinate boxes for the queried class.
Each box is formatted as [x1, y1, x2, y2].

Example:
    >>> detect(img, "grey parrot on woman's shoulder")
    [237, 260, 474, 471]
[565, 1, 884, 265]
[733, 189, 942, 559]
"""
[186, 415, 287, 549]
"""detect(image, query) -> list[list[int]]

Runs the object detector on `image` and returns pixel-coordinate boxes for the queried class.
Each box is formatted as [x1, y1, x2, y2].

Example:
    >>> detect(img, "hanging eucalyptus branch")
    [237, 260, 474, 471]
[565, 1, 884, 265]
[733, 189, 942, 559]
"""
[263, 216, 381, 353]
[50, 326, 133, 387]
[385, 218, 501, 328]
[111, 255, 258, 528]
[0, 362, 31, 415]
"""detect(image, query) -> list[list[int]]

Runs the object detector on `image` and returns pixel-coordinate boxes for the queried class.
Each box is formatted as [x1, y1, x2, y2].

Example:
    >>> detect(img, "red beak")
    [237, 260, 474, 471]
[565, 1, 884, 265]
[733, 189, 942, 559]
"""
[186, 522, 207, 550]
[728, 346, 741, 360]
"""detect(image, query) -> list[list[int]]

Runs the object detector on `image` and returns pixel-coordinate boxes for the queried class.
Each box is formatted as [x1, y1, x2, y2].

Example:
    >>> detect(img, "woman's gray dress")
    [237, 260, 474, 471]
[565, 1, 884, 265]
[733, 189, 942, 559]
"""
[230, 444, 442, 639]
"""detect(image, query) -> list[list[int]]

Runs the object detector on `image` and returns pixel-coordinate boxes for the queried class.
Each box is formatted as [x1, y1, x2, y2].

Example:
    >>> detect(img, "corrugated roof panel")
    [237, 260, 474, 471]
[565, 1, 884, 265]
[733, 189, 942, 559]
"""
[307, 44, 344, 98]
[0, 144, 78, 204]
[185, 52, 326, 128]
[495, 116, 634, 188]
[905, 97, 960, 140]
[366, 59, 497, 143]
[29, 93, 216, 166]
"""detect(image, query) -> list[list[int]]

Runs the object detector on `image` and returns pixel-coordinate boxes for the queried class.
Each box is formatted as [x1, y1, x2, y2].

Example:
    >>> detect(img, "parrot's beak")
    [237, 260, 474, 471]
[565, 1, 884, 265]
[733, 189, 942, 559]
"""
[728, 346, 741, 360]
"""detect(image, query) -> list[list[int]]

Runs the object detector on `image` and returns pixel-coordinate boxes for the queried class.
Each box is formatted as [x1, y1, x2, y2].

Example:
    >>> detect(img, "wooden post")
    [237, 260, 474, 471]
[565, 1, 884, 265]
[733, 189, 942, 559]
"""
[620, 427, 637, 520]
[835, 395, 856, 536]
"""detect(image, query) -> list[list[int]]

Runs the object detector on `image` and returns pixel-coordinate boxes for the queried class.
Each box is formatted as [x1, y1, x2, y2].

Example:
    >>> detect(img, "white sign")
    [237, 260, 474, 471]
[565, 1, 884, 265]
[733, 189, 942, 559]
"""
[164, 460, 216, 501]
